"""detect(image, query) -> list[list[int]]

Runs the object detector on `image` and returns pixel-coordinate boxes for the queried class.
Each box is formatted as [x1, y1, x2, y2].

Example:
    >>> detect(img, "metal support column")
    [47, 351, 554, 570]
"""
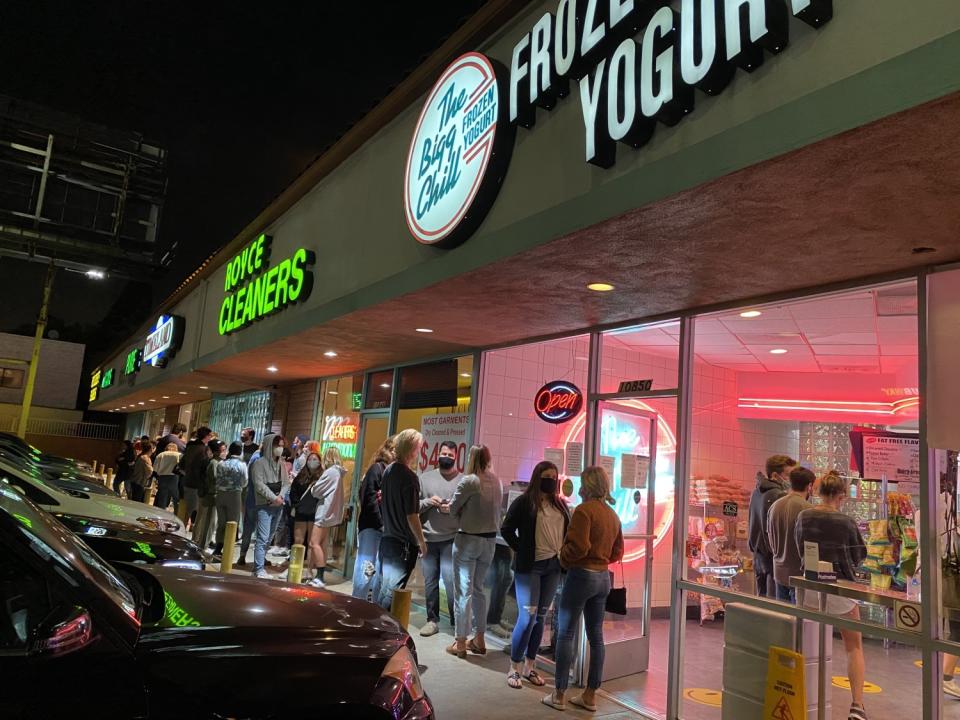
[33, 134, 54, 226]
[17, 260, 56, 438]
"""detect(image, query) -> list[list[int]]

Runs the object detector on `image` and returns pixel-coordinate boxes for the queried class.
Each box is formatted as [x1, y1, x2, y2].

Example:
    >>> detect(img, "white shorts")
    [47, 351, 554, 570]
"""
[803, 590, 857, 617]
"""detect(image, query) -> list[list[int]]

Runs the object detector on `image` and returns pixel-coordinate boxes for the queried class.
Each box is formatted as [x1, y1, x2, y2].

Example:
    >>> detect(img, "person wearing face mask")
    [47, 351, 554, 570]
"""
[307, 447, 347, 588]
[766, 466, 815, 603]
[417, 441, 462, 637]
[193, 439, 225, 551]
[250, 433, 291, 579]
[500, 461, 569, 689]
[289, 450, 322, 582]
[748, 454, 796, 598]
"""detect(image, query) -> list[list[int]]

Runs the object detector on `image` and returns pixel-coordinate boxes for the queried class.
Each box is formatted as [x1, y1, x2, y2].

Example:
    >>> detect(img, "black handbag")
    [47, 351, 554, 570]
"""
[605, 562, 628, 615]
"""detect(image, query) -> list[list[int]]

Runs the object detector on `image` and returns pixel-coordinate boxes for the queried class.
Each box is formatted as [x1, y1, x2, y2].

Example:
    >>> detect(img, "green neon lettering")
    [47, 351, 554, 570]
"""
[233, 286, 246, 329]
[219, 296, 231, 335]
[254, 234, 265, 271]
[275, 258, 291, 307]
[262, 266, 278, 314]
[289, 249, 305, 301]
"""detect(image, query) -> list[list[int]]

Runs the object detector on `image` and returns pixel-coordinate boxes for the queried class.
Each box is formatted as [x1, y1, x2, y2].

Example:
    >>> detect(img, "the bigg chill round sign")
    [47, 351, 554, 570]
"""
[403, 52, 515, 248]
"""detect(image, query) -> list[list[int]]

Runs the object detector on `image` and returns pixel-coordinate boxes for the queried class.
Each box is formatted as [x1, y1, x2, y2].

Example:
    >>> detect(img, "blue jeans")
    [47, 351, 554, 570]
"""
[554, 567, 610, 691]
[422, 538, 455, 623]
[376, 536, 419, 611]
[254, 505, 283, 573]
[775, 582, 796, 604]
[352, 528, 383, 602]
[511, 557, 562, 663]
[452, 534, 495, 639]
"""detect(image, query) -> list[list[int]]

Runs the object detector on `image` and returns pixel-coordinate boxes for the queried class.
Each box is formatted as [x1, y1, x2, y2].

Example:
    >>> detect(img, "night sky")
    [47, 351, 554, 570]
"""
[0, 1, 486, 363]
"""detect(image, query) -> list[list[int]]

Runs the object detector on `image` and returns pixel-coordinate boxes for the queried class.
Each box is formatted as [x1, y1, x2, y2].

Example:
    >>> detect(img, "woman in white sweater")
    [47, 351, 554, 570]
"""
[307, 446, 346, 588]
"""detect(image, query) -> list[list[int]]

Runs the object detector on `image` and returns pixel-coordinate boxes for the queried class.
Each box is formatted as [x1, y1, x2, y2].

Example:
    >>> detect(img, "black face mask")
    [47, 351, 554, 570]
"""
[539, 476, 558, 494]
[438, 456, 456, 470]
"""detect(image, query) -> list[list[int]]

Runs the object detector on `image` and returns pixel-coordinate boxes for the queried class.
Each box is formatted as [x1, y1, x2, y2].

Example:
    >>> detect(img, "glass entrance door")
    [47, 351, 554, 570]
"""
[339, 412, 390, 580]
[587, 397, 676, 718]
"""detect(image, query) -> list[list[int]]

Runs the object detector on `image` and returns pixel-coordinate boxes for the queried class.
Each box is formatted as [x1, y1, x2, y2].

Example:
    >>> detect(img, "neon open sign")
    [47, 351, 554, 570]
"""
[534, 381, 583, 424]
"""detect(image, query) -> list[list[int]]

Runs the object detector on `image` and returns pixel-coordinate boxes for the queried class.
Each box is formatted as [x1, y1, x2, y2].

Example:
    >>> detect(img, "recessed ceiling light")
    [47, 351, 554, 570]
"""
[148, 399, 156, 402]
[162, 395, 170, 399]
[138, 401, 145, 405]
[199, 385, 208, 390]
[178, 391, 188, 395]
[587, 282, 615, 292]
[328, 391, 339, 395]
[415, 328, 433, 334]
[460, 372, 472, 378]
[266, 365, 279, 373]
[740, 310, 762, 318]
[769, 348, 788, 355]
[323, 351, 338, 358]
[380, 383, 391, 388]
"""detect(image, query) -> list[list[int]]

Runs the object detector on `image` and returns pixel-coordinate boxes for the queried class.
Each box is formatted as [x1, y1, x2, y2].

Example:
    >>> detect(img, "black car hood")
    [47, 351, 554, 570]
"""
[138, 566, 405, 659]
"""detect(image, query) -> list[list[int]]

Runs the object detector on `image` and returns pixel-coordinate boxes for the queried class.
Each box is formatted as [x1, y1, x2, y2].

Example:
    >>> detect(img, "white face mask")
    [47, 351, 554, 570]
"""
[307, 459, 321, 470]
[273, 446, 284, 458]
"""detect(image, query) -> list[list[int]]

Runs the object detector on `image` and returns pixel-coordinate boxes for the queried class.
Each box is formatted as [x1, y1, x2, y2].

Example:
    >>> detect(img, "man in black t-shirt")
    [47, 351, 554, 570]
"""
[376, 429, 427, 611]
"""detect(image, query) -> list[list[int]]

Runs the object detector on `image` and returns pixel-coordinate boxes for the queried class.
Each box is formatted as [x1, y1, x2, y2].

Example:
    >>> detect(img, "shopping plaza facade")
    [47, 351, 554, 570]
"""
[92, 1, 960, 717]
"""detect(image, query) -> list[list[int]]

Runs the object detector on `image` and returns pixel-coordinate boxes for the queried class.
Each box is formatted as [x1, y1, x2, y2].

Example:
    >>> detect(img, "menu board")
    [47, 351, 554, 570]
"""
[863, 434, 920, 484]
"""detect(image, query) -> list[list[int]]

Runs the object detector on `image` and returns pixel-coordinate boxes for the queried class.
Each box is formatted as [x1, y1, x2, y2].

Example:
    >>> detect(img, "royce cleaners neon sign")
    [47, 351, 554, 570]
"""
[218, 234, 315, 335]
[510, 0, 832, 167]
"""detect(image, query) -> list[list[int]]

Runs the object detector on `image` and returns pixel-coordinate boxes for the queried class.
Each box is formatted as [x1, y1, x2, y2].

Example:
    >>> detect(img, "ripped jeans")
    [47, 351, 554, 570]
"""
[510, 556, 562, 663]
[351, 528, 382, 602]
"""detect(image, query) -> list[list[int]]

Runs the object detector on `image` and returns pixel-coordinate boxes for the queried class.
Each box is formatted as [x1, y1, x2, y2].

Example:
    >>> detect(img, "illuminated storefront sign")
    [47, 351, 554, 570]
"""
[534, 380, 583, 424]
[321, 415, 358, 460]
[509, 0, 832, 167]
[124, 348, 143, 376]
[144, 314, 185, 368]
[403, 52, 515, 248]
[89, 369, 101, 402]
[218, 233, 316, 335]
[100, 368, 114, 389]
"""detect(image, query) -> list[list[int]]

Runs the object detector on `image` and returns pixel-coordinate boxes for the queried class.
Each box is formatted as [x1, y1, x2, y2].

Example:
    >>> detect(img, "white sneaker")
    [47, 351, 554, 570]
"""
[944, 680, 960, 698]
[278, 570, 289, 581]
[254, 570, 269, 579]
[307, 578, 326, 588]
[420, 621, 439, 637]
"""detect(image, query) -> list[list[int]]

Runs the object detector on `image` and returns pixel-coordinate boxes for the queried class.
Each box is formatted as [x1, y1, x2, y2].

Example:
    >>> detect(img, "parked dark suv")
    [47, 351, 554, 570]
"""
[0, 484, 434, 719]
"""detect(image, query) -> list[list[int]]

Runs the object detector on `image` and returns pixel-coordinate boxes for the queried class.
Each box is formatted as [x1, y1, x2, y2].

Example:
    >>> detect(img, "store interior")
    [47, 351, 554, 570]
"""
[474, 279, 941, 719]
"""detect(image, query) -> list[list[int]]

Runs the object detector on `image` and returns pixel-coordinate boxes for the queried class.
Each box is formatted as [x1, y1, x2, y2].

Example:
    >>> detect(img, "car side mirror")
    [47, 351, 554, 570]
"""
[29, 606, 94, 658]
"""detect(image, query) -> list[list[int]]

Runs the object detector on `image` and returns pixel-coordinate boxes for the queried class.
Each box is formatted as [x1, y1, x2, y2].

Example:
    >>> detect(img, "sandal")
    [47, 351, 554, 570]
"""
[445, 642, 467, 659]
[569, 695, 597, 712]
[848, 704, 868, 720]
[541, 692, 566, 711]
[507, 671, 523, 689]
[467, 638, 487, 655]
[523, 669, 546, 687]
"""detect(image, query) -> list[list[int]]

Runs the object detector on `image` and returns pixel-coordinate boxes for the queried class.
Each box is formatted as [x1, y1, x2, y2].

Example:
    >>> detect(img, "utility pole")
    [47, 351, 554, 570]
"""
[17, 260, 57, 438]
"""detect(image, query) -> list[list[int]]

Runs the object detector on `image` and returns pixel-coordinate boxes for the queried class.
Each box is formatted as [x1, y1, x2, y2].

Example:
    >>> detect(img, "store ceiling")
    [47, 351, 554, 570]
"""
[103, 92, 958, 410]
[609, 283, 919, 375]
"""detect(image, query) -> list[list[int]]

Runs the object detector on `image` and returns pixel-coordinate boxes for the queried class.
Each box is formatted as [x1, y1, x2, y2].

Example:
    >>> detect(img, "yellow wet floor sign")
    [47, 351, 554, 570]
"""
[764, 646, 806, 720]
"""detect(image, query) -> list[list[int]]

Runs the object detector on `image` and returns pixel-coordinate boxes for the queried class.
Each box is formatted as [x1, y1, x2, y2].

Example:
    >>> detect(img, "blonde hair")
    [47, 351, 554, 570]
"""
[393, 429, 423, 469]
[818, 469, 847, 499]
[581, 466, 615, 505]
[322, 445, 342, 469]
[465, 444, 491, 475]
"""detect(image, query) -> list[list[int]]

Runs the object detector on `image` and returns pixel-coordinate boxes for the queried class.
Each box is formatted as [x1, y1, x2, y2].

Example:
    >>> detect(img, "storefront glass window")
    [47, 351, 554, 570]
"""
[684, 280, 921, 619]
[365, 369, 393, 409]
[316, 374, 363, 574]
[599, 320, 681, 394]
[395, 357, 473, 473]
[208, 390, 272, 446]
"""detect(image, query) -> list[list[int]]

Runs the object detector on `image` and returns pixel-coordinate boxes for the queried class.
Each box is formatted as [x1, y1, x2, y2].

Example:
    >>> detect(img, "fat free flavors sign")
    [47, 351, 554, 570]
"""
[403, 52, 515, 249]
[218, 234, 315, 336]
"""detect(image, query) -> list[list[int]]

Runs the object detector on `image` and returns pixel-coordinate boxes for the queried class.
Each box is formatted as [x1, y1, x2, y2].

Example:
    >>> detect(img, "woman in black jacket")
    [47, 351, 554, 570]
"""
[114, 440, 135, 496]
[350, 437, 395, 602]
[500, 460, 570, 689]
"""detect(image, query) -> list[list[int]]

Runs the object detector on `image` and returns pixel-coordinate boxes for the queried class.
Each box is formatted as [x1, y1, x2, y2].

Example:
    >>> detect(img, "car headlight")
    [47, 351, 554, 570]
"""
[376, 646, 425, 706]
[137, 517, 181, 534]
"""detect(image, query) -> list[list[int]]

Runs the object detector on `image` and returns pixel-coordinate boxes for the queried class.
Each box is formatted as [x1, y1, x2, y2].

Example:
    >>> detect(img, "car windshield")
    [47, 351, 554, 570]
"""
[0, 480, 138, 621]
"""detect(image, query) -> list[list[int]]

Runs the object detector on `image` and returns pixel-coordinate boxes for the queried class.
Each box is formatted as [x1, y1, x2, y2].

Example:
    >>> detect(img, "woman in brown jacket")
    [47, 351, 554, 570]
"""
[542, 466, 623, 713]
[129, 440, 154, 503]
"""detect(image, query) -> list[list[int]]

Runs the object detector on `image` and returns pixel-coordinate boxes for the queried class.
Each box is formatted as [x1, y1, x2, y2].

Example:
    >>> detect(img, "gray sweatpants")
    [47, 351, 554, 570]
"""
[215, 490, 243, 546]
